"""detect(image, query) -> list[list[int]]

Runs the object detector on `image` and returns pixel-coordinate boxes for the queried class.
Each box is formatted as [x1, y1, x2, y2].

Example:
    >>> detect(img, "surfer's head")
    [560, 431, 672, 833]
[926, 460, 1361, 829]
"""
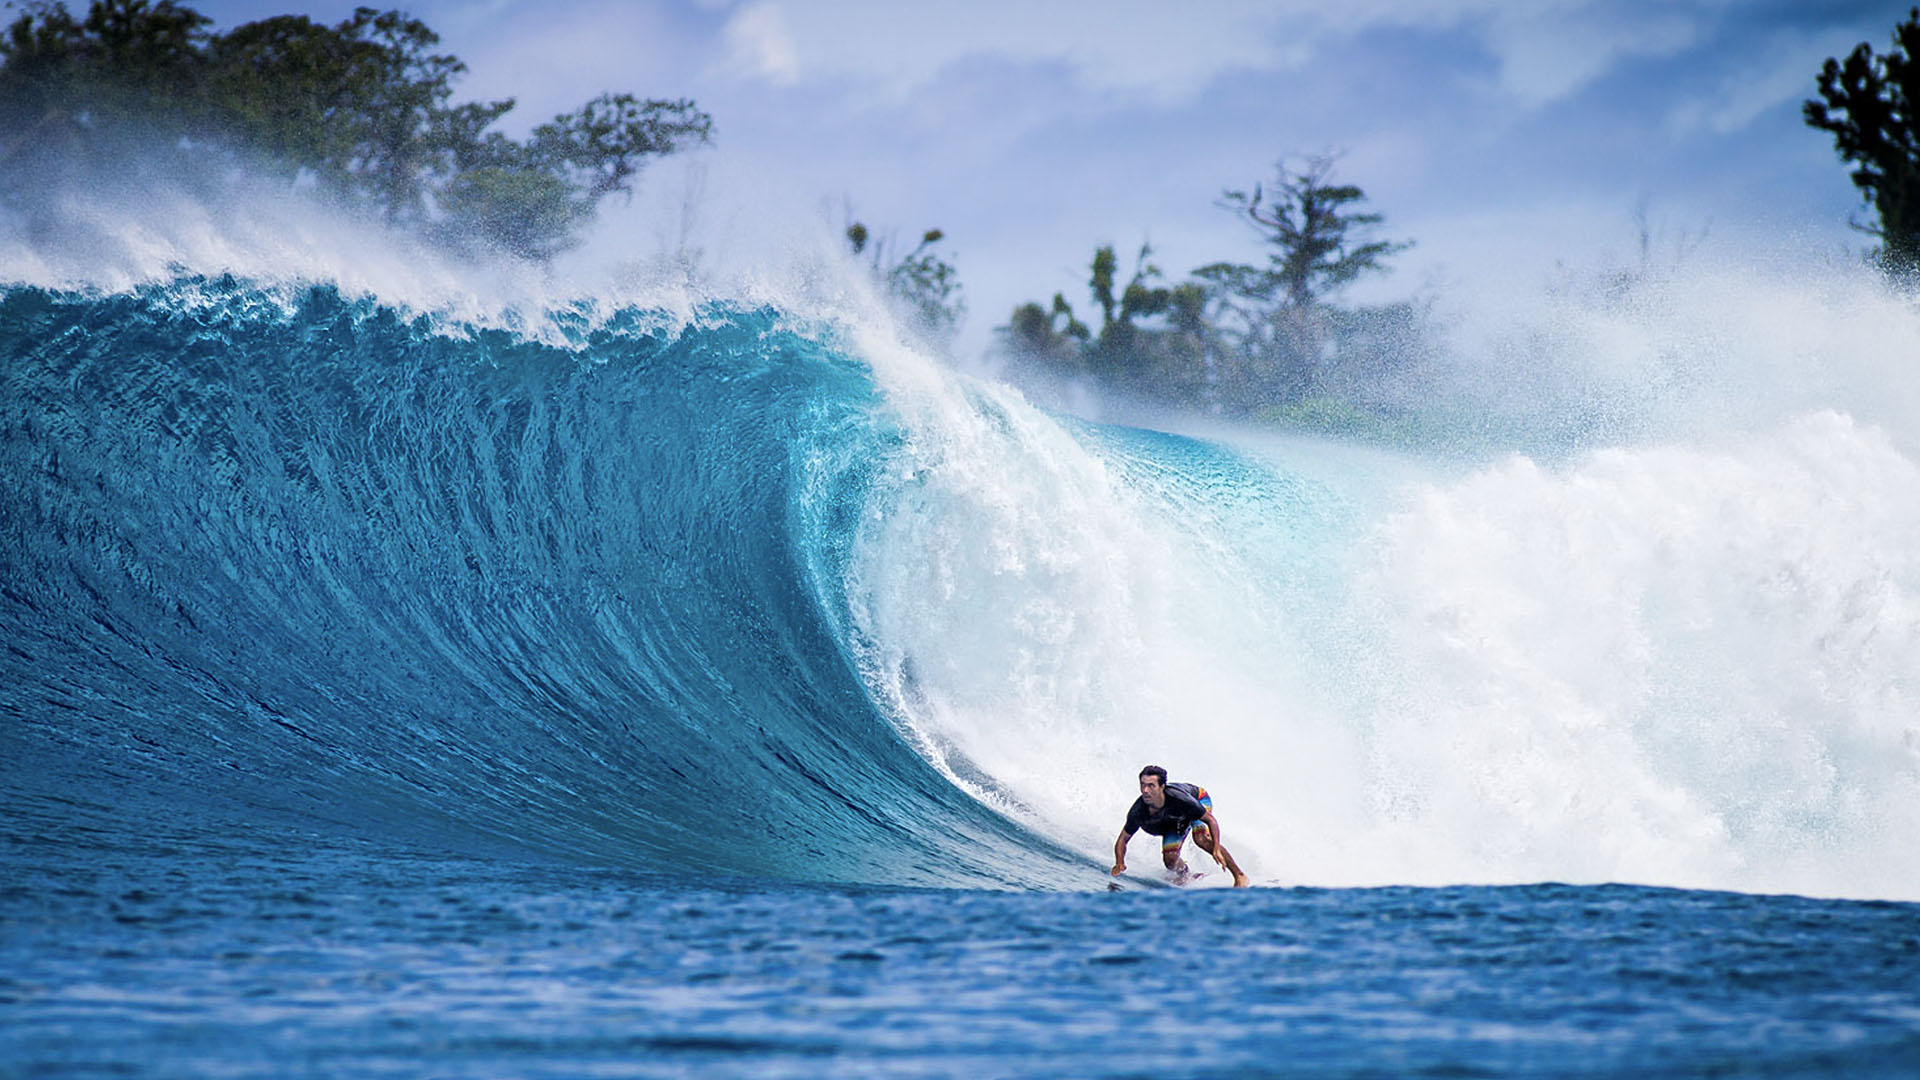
[1138, 765, 1168, 807]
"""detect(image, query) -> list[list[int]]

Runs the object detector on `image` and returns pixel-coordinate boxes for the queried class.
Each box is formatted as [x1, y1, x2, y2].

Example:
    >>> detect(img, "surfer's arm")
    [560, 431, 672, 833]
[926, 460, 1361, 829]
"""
[1200, 811, 1228, 864]
[1111, 828, 1133, 875]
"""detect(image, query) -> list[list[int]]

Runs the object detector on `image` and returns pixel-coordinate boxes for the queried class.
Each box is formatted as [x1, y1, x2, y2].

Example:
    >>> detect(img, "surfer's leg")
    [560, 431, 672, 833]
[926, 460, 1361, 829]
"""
[1192, 822, 1250, 886]
[1206, 833, 1251, 887]
[1216, 844, 1250, 887]
[1160, 829, 1189, 873]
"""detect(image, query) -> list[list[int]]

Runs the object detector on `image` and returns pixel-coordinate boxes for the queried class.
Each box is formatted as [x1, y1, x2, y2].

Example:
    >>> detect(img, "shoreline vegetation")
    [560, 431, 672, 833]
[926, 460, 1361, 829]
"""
[0, 0, 712, 262]
[992, 154, 1427, 426]
[5, 1, 1918, 438]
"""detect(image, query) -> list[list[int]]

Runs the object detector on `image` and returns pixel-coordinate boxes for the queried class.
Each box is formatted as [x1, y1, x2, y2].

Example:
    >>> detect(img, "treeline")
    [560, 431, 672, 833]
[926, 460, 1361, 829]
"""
[989, 1, 1920, 422]
[996, 156, 1430, 422]
[1805, 6, 1920, 280]
[9, 1, 1920, 423]
[0, 0, 711, 259]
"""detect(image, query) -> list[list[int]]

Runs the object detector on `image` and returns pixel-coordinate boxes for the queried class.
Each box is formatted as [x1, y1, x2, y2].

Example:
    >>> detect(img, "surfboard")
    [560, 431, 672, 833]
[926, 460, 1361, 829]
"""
[1106, 867, 1211, 890]
[1107, 871, 1177, 891]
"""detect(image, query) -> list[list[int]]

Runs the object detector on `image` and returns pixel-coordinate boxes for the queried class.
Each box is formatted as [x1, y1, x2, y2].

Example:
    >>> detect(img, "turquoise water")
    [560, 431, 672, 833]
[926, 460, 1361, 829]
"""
[5, 276, 1920, 1075]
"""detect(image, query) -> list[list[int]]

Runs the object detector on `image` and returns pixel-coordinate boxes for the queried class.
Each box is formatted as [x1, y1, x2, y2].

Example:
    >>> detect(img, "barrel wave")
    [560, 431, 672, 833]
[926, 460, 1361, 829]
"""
[5, 268, 1920, 900]
[0, 276, 1084, 888]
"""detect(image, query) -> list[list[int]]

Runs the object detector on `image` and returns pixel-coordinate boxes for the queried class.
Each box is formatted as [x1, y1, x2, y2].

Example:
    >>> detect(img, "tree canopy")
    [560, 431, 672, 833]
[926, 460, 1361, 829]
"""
[1805, 6, 1920, 275]
[1000, 157, 1414, 418]
[1199, 155, 1411, 312]
[845, 219, 966, 346]
[0, 0, 712, 259]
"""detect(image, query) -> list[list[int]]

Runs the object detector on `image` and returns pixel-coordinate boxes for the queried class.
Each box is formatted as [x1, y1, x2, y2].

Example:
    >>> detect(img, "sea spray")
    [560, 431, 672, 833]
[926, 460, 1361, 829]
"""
[1353, 410, 1920, 896]
[836, 258, 1920, 899]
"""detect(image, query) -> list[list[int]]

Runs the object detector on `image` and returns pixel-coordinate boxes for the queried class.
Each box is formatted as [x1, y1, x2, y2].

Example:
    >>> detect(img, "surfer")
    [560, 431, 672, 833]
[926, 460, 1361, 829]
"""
[1111, 765, 1250, 887]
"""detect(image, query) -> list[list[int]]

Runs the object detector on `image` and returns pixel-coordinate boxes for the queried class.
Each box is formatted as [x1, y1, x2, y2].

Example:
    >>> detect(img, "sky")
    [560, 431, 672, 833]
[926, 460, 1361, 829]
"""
[179, 0, 1902, 357]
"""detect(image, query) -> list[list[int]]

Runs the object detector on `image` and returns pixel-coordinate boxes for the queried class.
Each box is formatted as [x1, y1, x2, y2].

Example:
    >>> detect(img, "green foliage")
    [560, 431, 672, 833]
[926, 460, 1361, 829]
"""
[1805, 7, 1920, 275]
[845, 220, 966, 346]
[1202, 155, 1410, 310]
[887, 229, 964, 343]
[1000, 242, 1215, 403]
[0, 0, 211, 191]
[1000, 156, 1417, 422]
[1004, 293, 1090, 370]
[1088, 244, 1210, 396]
[210, 8, 478, 224]
[440, 93, 712, 259]
[1199, 156, 1411, 408]
[437, 165, 574, 261]
[530, 93, 712, 204]
[0, 1, 712, 259]
[1257, 394, 1394, 436]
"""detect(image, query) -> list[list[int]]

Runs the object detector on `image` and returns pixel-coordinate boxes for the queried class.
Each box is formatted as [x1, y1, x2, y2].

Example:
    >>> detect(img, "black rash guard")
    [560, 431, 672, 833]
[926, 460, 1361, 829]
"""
[1122, 782, 1208, 837]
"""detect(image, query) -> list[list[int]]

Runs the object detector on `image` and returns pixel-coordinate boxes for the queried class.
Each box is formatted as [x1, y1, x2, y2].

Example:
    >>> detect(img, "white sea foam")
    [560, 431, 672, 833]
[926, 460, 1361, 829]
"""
[843, 257, 1920, 901]
[1347, 411, 1920, 897]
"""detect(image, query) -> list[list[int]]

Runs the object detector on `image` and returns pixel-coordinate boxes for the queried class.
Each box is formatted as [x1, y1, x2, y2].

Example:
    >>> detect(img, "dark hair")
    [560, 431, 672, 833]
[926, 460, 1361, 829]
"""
[1138, 765, 1168, 784]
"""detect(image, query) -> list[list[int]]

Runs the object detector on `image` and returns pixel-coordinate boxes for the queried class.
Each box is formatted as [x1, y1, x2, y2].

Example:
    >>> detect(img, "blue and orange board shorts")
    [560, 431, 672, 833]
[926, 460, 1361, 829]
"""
[1161, 787, 1213, 852]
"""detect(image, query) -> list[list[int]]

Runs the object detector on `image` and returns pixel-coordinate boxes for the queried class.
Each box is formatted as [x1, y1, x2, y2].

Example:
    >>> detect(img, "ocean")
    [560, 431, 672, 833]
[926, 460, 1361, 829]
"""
[4, 271, 1920, 1077]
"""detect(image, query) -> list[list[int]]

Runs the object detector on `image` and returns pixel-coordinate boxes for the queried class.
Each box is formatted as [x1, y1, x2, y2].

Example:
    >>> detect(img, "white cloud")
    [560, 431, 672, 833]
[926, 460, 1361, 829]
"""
[701, 0, 1303, 102]
[1483, 7, 1709, 105]
[693, 0, 1758, 110]
[722, 2, 802, 84]
[197, 0, 1850, 119]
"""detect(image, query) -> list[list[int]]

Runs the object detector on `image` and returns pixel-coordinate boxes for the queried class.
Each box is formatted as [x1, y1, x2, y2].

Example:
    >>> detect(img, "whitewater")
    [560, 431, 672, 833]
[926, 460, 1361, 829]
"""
[5, 180, 1920, 1076]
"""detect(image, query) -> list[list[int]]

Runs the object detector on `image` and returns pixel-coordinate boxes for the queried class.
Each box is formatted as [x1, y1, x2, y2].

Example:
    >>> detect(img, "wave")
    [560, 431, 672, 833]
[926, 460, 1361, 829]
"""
[4, 266, 1919, 899]
[0, 277, 1087, 887]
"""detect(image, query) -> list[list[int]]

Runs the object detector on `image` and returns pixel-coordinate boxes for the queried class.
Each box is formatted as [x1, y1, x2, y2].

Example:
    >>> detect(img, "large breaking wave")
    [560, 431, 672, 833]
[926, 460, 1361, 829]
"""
[0, 278, 1091, 887]
[4, 256, 1918, 898]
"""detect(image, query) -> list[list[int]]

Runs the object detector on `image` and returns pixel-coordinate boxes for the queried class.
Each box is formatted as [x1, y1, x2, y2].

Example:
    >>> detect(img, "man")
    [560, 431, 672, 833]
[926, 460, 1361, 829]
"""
[1111, 765, 1250, 887]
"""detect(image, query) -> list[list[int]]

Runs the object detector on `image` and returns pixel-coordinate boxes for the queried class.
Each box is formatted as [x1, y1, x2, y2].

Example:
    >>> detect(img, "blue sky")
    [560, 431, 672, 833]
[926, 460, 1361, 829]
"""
[185, 0, 1901, 354]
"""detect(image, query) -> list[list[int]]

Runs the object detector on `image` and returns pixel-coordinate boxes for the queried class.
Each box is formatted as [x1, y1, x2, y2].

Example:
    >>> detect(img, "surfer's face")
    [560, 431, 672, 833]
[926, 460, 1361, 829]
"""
[1139, 774, 1166, 809]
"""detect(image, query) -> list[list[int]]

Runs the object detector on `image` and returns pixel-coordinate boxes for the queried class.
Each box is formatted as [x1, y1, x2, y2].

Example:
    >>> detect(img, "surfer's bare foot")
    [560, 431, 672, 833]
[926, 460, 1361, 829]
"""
[1231, 872, 1250, 888]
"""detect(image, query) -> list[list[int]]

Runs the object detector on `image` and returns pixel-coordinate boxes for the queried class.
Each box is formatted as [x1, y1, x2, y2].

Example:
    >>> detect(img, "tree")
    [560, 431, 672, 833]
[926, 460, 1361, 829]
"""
[1004, 292, 1089, 368]
[438, 93, 712, 260]
[1203, 155, 1410, 310]
[0, 0, 211, 132]
[0, 1, 713, 260]
[0, 0, 214, 227]
[1805, 7, 1920, 275]
[204, 8, 484, 224]
[1084, 243, 1209, 394]
[1000, 243, 1212, 402]
[845, 220, 965, 346]
[995, 156, 1421, 423]
[1196, 156, 1410, 404]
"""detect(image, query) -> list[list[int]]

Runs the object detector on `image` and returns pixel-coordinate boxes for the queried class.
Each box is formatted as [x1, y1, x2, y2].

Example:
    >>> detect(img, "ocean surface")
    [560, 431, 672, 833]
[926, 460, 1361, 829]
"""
[5, 273, 1920, 1077]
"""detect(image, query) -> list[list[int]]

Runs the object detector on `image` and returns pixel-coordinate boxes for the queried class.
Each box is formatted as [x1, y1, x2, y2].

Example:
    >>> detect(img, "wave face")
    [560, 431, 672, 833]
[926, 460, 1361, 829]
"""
[0, 277, 1084, 888]
[4, 271, 1920, 899]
